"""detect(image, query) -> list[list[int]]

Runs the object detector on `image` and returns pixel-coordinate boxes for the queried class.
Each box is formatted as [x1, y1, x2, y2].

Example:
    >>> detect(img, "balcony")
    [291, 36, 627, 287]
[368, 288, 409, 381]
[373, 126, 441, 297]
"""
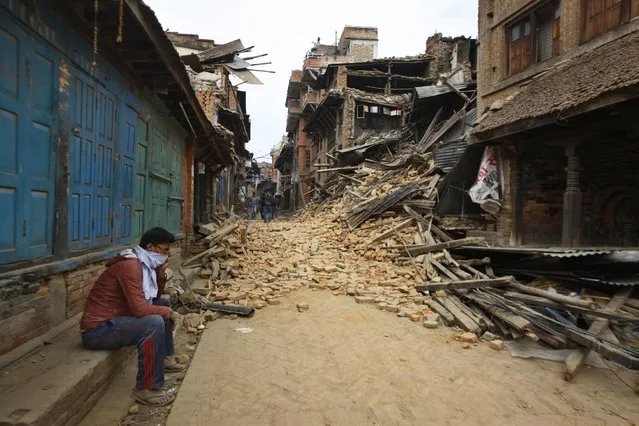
[287, 98, 302, 114]
[302, 91, 319, 111]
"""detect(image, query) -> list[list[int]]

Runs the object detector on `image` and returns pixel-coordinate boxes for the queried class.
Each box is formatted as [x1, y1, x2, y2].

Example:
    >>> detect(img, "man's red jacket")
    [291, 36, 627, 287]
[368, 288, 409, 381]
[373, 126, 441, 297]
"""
[80, 254, 170, 330]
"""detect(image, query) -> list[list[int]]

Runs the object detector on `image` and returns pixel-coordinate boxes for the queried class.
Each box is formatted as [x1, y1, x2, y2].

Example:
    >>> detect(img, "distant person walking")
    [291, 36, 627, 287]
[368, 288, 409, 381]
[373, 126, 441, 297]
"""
[260, 191, 274, 223]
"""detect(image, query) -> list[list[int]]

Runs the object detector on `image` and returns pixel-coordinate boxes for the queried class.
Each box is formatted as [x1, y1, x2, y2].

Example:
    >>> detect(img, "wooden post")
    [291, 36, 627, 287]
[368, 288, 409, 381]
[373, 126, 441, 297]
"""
[562, 141, 582, 247]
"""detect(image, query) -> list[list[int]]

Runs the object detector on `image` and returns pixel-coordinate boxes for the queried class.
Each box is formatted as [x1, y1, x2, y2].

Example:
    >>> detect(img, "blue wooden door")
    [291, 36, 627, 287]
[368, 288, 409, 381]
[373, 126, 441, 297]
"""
[0, 19, 57, 263]
[94, 87, 115, 247]
[68, 71, 117, 250]
[68, 73, 96, 250]
[114, 105, 136, 245]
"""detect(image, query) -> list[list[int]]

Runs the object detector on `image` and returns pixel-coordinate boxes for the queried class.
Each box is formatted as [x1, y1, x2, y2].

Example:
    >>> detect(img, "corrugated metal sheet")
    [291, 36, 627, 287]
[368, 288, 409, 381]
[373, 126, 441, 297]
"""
[198, 39, 245, 63]
[543, 250, 612, 258]
[434, 140, 467, 172]
[434, 108, 477, 172]
[413, 85, 453, 100]
[224, 67, 263, 85]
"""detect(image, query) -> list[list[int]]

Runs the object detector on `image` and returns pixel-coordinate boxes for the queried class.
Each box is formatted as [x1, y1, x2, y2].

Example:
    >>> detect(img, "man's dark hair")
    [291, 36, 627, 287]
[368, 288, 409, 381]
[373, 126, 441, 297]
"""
[140, 227, 176, 249]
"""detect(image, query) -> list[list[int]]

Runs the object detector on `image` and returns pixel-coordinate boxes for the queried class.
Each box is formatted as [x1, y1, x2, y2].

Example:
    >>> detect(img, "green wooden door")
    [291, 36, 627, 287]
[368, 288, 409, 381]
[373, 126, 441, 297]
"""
[167, 135, 184, 235]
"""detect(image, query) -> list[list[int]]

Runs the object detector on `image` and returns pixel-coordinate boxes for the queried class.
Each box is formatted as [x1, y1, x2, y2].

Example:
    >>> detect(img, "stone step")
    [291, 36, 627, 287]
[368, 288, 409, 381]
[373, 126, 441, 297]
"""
[0, 318, 133, 426]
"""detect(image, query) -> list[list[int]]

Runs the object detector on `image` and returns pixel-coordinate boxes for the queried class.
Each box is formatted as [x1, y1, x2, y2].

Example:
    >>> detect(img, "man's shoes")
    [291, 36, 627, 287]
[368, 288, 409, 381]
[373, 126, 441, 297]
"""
[164, 357, 186, 372]
[132, 388, 176, 407]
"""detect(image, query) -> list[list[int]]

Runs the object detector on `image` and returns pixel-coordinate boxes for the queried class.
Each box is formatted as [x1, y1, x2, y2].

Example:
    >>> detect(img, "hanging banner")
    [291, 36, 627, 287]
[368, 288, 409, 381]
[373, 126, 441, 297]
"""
[469, 146, 502, 215]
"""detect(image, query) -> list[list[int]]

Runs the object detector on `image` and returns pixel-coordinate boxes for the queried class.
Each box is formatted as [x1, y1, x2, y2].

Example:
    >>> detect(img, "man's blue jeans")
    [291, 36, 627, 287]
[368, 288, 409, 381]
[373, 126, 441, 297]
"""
[81, 298, 175, 390]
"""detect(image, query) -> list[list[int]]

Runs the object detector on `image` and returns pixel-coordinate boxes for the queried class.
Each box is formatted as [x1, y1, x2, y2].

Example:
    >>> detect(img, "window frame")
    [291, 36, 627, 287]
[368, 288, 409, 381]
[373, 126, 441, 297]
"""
[506, 0, 561, 76]
[581, 0, 639, 42]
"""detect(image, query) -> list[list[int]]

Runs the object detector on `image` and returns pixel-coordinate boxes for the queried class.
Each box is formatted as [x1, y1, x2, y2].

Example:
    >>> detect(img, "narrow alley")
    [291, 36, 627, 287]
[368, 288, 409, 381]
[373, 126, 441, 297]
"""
[162, 219, 639, 426]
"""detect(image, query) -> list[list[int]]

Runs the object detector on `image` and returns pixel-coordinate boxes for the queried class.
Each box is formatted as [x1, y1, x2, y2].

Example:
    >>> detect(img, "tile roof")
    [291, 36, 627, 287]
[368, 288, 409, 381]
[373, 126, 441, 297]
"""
[472, 31, 639, 138]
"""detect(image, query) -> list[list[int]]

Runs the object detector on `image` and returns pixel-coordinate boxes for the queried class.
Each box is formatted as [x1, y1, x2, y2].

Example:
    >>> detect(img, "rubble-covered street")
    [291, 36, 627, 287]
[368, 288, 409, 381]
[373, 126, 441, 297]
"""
[163, 217, 639, 426]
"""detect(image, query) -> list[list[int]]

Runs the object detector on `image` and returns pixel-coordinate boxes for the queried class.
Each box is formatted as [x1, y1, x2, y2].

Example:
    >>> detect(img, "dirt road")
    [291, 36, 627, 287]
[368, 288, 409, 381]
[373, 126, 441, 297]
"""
[167, 288, 639, 426]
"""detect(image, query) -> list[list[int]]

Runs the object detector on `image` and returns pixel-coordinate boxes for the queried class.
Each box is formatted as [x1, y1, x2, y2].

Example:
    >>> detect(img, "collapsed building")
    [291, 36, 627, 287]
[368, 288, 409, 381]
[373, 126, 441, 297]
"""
[276, 29, 477, 211]
[166, 33, 261, 220]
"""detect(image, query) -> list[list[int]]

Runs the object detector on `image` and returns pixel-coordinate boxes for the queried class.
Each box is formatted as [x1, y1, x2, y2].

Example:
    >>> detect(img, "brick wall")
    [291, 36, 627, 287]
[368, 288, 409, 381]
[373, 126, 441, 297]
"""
[65, 263, 106, 318]
[426, 33, 455, 80]
[195, 90, 216, 120]
[348, 40, 377, 62]
[165, 32, 215, 50]
[477, 0, 637, 112]
[580, 135, 639, 246]
[334, 66, 348, 90]
[0, 276, 65, 355]
[519, 144, 566, 246]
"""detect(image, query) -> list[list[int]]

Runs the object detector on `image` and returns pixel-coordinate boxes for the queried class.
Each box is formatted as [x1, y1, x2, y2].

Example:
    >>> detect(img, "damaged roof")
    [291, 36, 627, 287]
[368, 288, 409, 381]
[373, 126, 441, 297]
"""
[471, 31, 639, 142]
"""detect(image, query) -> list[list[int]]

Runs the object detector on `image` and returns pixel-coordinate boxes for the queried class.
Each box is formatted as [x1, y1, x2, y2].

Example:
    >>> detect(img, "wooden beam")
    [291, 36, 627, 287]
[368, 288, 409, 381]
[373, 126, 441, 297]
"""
[564, 288, 633, 382]
[510, 282, 598, 310]
[434, 295, 481, 333]
[402, 237, 485, 256]
[417, 276, 514, 292]
[366, 218, 415, 246]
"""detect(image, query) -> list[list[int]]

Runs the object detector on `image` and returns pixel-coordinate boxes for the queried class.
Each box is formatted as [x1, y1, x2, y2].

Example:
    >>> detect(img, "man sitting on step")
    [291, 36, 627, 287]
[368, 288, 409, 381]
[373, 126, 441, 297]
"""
[80, 227, 184, 407]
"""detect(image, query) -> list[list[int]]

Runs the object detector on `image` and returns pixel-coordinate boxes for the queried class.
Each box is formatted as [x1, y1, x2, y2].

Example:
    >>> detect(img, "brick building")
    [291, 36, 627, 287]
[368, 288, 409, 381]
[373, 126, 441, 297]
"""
[280, 26, 379, 209]
[279, 27, 476, 210]
[470, 0, 639, 247]
[166, 33, 257, 220]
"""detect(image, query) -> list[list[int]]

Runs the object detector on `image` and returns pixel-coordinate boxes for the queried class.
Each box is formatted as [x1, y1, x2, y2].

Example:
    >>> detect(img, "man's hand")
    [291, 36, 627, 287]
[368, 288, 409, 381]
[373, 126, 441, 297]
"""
[168, 309, 179, 324]
[158, 262, 168, 280]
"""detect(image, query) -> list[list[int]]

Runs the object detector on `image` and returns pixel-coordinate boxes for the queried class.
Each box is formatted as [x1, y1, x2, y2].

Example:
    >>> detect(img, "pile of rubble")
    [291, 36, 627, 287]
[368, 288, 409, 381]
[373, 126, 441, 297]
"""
[173, 102, 637, 385]
[297, 103, 639, 383]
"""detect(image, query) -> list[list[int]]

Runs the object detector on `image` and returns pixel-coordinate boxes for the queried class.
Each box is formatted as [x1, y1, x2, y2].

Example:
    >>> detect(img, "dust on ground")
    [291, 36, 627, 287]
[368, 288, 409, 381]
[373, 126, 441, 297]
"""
[166, 289, 639, 426]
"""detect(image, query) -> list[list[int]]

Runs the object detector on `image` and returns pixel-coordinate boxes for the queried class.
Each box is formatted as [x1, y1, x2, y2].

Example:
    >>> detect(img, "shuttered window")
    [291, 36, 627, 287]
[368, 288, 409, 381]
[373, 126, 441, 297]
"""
[507, 1, 560, 76]
[583, 0, 636, 41]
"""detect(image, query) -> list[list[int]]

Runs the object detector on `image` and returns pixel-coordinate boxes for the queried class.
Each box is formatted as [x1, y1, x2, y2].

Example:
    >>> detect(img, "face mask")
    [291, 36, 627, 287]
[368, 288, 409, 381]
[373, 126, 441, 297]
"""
[147, 251, 168, 268]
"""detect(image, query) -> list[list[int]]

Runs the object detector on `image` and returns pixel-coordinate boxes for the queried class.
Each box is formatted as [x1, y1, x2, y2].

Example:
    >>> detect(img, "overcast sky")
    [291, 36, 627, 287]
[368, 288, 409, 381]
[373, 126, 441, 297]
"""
[146, 0, 478, 163]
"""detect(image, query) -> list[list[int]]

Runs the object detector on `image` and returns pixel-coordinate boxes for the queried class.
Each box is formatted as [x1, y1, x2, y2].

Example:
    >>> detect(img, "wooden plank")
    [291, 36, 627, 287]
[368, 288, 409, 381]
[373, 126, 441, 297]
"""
[503, 292, 639, 323]
[204, 222, 239, 242]
[564, 288, 633, 382]
[510, 282, 598, 310]
[435, 295, 481, 333]
[417, 276, 514, 292]
[365, 218, 414, 246]
[460, 263, 491, 280]
[448, 294, 488, 330]
[457, 257, 491, 266]
[431, 258, 461, 281]
[425, 299, 455, 326]
[465, 294, 532, 332]
[316, 166, 359, 173]
[431, 224, 454, 242]
[403, 237, 485, 256]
